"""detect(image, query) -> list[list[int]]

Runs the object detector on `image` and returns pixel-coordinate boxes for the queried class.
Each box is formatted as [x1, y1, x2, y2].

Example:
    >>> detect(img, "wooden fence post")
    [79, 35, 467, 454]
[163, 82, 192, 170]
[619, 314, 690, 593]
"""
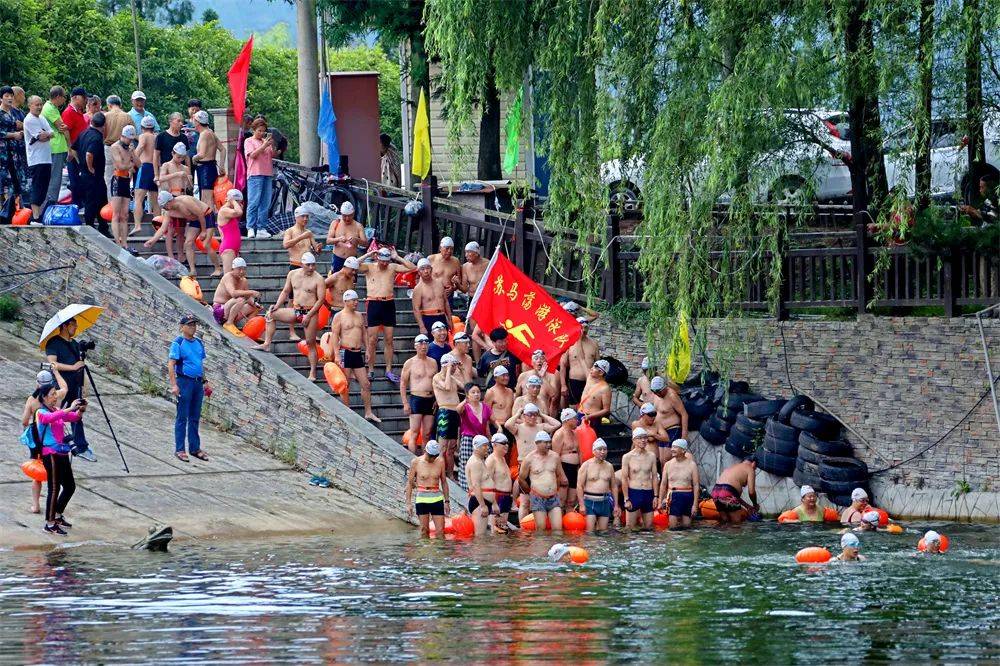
[855, 215, 869, 314]
[602, 213, 621, 305]
[942, 251, 956, 317]
[775, 226, 789, 321]
[419, 176, 436, 255]
[513, 205, 526, 272]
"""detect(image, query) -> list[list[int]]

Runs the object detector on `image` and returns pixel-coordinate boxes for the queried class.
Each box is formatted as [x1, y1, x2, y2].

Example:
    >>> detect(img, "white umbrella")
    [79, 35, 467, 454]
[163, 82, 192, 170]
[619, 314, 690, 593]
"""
[38, 304, 105, 350]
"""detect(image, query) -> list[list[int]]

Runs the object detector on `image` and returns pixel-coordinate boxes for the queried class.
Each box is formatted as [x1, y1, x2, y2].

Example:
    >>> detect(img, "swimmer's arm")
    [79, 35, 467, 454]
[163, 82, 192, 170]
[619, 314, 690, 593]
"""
[503, 410, 520, 434]
[540, 413, 560, 430]
[620, 455, 631, 504]
[458, 266, 470, 294]
[517, 458, 532, 494]
[747, 462, 758, 508]
[399, 363, 410, 406]
[657, 463, 669, 506]
[556, 458, 568, 489]
[439, 462, 450, 509]
[692, 465, 700, 513]
[404, 461, 416, 508]
[393, 252, 416, 272]
[611, 469, 621, 515]
[272, 275, 293, 311]
[631, 383, 643, 407]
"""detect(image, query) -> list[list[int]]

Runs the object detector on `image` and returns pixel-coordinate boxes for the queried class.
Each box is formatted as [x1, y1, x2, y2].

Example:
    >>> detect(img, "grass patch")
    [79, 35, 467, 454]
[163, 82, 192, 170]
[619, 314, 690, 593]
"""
[0, 294, 21, 322]
[138, 368, 164, 397]
[276, 440, 298, 466]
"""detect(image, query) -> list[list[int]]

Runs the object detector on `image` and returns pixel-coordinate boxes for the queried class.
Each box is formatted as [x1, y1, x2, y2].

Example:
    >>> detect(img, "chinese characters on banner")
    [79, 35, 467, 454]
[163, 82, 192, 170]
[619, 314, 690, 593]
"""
[468, 251, 582, 368]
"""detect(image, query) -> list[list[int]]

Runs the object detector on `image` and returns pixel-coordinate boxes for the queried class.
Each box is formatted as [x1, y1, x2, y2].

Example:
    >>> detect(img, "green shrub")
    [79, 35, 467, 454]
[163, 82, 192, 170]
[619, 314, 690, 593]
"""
[0, 294, 20, 322]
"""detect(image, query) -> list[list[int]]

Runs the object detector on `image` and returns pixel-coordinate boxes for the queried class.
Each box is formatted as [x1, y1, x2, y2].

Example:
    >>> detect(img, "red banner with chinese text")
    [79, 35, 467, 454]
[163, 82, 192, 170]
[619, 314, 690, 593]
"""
[468, 251, 582, 368]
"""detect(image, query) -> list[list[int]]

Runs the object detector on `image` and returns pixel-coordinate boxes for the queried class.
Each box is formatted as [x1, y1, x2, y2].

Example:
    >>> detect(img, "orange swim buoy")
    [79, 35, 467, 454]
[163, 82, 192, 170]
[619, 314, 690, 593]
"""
[520, 513, 553, 531]
[323, 362, 349, 398]
[179, 275, 204, 303]
[194, 236, 221, 253]
[568, 546, 589, 564]
[917, 535, 950, 552]
[21, 459, 46, 482]
[151, 215, 164, 229]
[100, 203, 113, 221]
[886, 524, 904, 534]
[824, 507, 840, 522]
[402, 429, 425, 447]
[874, 507, 889, 527]
[576, 421, 597, 463]
[242, 315, 266, 341]
[562, 511, 587, 532]
[699, 498, 721, 520]
[778, 509, 799, 523]
[795, 546, 832, 564]
[317, 304, 331, 330]
[653, 510, 669, 528]
[213, 176, 234, 209]
[451, 513, 475, 538]
[12, 208, 31, 226]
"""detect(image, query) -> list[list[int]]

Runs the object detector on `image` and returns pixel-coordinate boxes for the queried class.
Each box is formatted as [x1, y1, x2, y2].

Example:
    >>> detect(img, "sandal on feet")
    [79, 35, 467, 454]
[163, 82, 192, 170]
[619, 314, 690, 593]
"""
[191, 451, 209, 461]
[176, 452, 190, 462]
[365, 413, 382, 424]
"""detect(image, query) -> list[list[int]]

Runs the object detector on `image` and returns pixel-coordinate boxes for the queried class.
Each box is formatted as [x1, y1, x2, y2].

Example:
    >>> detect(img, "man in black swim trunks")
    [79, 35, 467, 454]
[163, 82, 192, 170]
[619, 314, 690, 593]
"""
[358, 246, 415, 383]
[400, 333, 438, 451]
[329, 289, 380, 422]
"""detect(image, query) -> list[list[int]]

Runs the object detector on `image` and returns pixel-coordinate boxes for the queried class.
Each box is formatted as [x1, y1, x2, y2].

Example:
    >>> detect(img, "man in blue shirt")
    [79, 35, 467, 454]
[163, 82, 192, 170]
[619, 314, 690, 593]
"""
[128, 91, 160, 133]
[168, 314, 210, 461]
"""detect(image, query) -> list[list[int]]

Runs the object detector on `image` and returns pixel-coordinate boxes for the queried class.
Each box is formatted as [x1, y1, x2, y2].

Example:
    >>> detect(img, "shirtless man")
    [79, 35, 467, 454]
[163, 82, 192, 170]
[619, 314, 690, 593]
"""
[253, 252, 326, 380]
[157, 192, 211, 277]
[109, 125, 138, 247]
[432, 353, 463, 480]
[621, 428, 660, 529]
[631, 402, 670, 445]
[578, 360, 612, 426]
[327, 289, 379, 422]
[132, 116, 160, 235]
[710, 457, 759, 524]
[211, 257, 260, 336]
[631, 357, 655, 409]
[516, 349, 561, 416]
[145, 142, 191, 261]
[428, 236, 463, 303]
[191, 110, 224, 276]
[504, 402, 560, 520]
[651, 375, 689, 464]
[552, 408, 581, 509]
[412, 257, 452, 335]
[464, 435, 493, 536]
[459, 240, 489, 361]
[400, 334, 437, 450]
[561, 318, 600, 407]
[513, 375, 550, 417]
[658, 439, 699, 529]
[358, 247, 416, 383]
[484, 365, 515, 436]
[450, 332, 476, 385]
[324, 200, 367, 272]
[405, 439, 450, 538]
[324, 255, 359, 315]
[576, 438, 618, 533]
[483, 433, 514, 533]
[519, 431, 569, 533]
[283, 207, 322, 340]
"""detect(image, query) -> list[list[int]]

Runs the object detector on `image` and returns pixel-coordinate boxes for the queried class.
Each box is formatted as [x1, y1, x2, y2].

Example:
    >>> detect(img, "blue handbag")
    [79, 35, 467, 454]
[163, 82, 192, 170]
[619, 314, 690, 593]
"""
[43, 204, 81, 226]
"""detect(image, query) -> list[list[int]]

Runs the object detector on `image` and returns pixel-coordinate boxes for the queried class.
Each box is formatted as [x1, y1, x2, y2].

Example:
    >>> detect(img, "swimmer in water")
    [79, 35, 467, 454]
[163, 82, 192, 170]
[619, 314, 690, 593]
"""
[464, 435, 493, 536]
[405, 439, 450, 538]
[921, 530, 943, 554]
[855, 510, 882, 532]
[834, 532, 865, 561]
[840, 487, 871, 525]
[576, 438, 618, 533]
[658, 438, 699, 529]
[788, 484, 825, 522]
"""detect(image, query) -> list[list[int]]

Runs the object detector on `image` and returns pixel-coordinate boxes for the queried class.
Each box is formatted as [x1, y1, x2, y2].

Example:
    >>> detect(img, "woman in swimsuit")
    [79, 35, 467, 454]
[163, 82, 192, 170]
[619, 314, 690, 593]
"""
[217, 189, 244, 274]
[457, 382, 492, 492]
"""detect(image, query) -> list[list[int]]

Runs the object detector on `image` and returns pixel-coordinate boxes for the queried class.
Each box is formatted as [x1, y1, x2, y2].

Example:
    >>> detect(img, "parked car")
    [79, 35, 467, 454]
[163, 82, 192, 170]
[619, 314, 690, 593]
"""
[601, 109, 854, 208]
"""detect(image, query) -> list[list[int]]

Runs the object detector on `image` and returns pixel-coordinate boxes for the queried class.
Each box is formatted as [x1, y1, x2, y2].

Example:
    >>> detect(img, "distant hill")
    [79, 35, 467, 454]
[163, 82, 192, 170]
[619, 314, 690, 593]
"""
[190, 0, 297, 40]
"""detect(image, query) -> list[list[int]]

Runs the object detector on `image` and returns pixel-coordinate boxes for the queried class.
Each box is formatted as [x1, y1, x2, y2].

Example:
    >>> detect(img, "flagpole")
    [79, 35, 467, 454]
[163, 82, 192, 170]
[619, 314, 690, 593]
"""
[465, 243, 503, 331]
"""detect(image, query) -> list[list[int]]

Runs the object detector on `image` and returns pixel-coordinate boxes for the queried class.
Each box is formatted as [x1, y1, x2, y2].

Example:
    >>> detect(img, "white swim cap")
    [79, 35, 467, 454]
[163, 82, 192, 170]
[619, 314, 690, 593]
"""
[431, 320, 447, 331]
[172, 142, 187, 155]
[194, 109, 210, 125]
[560, 408, 578, 422]
[641, 356, 650, 370]
[593, 359, 610, 374]
[424, 440, 441, 456]
[841, 533, 860, 549]
[343, 256, 360, 270]
[294, 205, 309, 218]
[414, 334, 430, 344]
[490, 432, 509, 444]
[548, 543, 570, 562]
[377, 247, 392, 259]
[534, 431, 551, 442]
[592, 437, 608, 450]
[923, 530, 941, 544]
[632, 427, 648, 439]
[157, 191, 173, 206]
[523, 403, 540, 414]
[121, 125, 137, 139]
[851, 488, 869, 502]
[527, 375, 543, 386]
[36, 370, 54, 385]
[650, 376, 666, 392]
[301, 252, 317, 265]
[440, 353, 457, 366]
[800, 485, 816, 498]
[640, 402, 656, 415]
[492, 365, 509, 377]
[465, 241, 481, 254]
[227, 189, 243, 201]
[532, 348, 545, 358]
[472, 435, 490, 448]
[231, 257, 247, 269]
[342, 289, 358, 301]
[440, 236, 455, 248]
[417, 257, 432, 269]
[862, 510, 881, 525]
[340, 200, 355, 215]
[140, 115, 155, 129]
[454, 332, 470, 343]
[672, 438, 688, 450]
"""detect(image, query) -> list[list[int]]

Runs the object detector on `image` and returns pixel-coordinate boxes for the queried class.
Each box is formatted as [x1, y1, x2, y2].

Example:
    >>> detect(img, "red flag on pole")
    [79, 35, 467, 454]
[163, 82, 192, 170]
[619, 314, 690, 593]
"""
[468, 251, 582, 368]
[227, 35, 254, 123]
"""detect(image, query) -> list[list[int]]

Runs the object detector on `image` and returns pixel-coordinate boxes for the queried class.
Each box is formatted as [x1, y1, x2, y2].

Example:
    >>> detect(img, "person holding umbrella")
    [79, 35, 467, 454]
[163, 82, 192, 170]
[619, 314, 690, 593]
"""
[168, 314, 211, 462]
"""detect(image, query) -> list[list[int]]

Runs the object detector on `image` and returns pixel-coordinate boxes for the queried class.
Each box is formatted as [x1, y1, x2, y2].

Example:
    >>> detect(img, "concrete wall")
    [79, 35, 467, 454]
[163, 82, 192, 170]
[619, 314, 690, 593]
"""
[589, 315, 1000, 520]
[0, 227, 425, 521]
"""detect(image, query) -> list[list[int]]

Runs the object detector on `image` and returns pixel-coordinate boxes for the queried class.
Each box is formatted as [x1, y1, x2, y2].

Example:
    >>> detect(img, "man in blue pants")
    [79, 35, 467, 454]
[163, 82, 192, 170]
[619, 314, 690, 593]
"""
[168, 314, 211, 462]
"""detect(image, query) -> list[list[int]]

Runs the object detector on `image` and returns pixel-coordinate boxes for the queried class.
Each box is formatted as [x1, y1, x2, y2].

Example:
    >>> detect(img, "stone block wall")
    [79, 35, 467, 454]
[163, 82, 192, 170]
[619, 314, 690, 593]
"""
[0, 227, 421, 520]
[589, 314, 1000, 520]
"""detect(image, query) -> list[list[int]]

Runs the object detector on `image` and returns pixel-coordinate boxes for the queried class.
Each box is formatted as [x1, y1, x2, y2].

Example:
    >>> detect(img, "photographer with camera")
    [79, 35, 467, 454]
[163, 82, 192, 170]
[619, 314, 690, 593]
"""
[168, 315, 212, 462]
[44, 318, 97, 462]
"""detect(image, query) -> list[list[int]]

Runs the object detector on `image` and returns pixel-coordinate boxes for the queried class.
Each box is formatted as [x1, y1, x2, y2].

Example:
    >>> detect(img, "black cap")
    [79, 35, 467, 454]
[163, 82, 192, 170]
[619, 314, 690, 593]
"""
[489, 327, 508, 341]
[187, 98, 202, 108]
[71, 86, 88, 98]
[179, 314, 198, 325]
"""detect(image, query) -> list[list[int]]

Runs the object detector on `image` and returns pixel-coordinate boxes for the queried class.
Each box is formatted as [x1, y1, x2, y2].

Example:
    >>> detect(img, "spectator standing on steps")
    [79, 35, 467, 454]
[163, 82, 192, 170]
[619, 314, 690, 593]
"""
[168, 314, 210, 462]
[244, 117, 276, 238]
[23, 95, 54, 224]
[41, 86, 70, 214]
[44, 317, 97, 462]
[74, 112, 109, 236]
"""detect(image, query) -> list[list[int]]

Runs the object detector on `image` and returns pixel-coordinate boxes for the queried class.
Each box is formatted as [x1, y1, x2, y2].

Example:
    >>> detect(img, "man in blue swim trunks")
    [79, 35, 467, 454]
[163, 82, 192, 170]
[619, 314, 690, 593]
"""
[658, 438, 700, 529]
[518, 430, 568, 533]
[576, 438, 618, 533]
[131, 115, 159, 236]
[621, 427, 659, 530]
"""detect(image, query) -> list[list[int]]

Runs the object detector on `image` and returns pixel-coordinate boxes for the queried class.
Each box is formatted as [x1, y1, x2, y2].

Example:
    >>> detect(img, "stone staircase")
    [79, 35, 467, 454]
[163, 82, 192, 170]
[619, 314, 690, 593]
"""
[128, 218, 633, 461]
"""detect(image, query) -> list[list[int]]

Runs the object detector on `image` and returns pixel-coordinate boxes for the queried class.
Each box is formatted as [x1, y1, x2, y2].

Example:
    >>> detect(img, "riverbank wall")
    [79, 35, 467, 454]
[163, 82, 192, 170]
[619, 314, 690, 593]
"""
[591, 314, 1000, 520]
[0, 227, 431, 541]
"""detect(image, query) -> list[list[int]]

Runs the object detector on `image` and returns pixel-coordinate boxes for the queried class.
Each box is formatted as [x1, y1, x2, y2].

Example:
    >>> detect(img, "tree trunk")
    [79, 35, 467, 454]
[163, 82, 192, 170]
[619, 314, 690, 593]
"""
[914, 0, 934, 211]
[477, 74, 502, 180]
[964, 0, 985, 165]
[295, 0, 320, 166]
[843, 0, 888, 215]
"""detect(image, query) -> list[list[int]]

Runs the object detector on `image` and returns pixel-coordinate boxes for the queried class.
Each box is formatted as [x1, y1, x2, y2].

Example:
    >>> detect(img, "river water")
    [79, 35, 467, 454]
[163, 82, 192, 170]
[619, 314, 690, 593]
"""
[1, 522, 998, 663]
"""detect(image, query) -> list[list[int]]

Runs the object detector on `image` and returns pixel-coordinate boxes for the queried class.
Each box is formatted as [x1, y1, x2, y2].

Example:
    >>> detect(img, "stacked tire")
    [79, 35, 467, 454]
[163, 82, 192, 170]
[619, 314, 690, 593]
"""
[752, 399, 798, 476]
[725, 399, 784, 459]
[699, 391, 762, 445]
[785, 398, 870, 506]
[680, 387, 715, 433]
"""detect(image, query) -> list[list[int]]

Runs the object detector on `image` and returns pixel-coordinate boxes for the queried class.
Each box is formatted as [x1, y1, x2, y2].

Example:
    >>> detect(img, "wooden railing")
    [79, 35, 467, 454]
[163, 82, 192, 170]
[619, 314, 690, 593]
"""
[343, 178, 998, 317]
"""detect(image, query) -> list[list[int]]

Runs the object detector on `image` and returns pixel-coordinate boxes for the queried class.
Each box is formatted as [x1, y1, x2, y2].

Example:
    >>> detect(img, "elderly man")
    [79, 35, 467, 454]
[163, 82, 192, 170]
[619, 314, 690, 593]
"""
[103, 95, 134, 195]
[405, 440, 450, 538]
[412, 257, 453, 336]
[324, 255, 360, 316]
[358, 246, 416, 383]
[328, 289, 380, 422]
[560, 316, 600, 407]
[61, 87, 90, 206]
[483, 433, 515, 533]
[427, 320, 452, 368]
[41, 86, 70, 211]
[552, 408, 582, 509]
[519, 430, 569, 533]
[400, 333, 438, 450]
[192, 109, 225, 234]
[158, 191, 212, 277]
[658, 438, 699, 529]
[460, 240, 489, 361]
[711, 457, 759, 524]
[74, 112, 109, 235]
[132, 116, 160, 235]
[578, 359, 612, 425]
[516, 349, 561, 416]
[464, 435, 493, 535]
[576, 438, 617, 532]
[168, 314, 211, 462]
[428, 236, 463, 304]
[212, 257, 261, 336]
[621, 428, 660, 529]
[22, 95, 54, 224]
[127, 91, 159, 132]
[144, 143, 191, 260]
[325, 201, 367, 272]
[108, 124, 138, 247]
[432, 352, 463, 480]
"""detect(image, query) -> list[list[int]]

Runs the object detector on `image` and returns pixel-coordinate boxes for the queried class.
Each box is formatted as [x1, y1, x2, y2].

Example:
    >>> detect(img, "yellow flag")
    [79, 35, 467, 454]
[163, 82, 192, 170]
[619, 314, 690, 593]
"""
[666, 311, 692, 384]
[411, 88, 431, 180]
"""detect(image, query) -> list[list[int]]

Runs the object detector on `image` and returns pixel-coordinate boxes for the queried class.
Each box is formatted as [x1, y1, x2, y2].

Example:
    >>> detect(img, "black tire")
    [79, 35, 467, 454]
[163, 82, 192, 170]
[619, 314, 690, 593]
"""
[715, 405, 739, 422]
[819, 457, 869, 482]
[765, 418, 798, 440]
[736, 413, 765, 431]
[684, 397, 714, 419]
[725, 393, 763, 409]
[789, 410, 842, 440]
[796, 444, 825, 466]
[755, 449, 796, 477]
[725, 436, 755, 460]
[687, 414, 704, 433]
[795, 457, 822, 478]
[792, 467, 823, 488]
[763, 434, 798, 457]
[744, 399, 787, 419]
[727, 428, 757, 450]
[799, 431, 853, 458]
[714, 381, 750, 402]
[829, 494, 854, 507]
[699, 422, 727, 446]
[733, 420, 763, 439]
[821, 478, 868, 496]
[776, 395, 815, 424]
[707, 414, 732, 434]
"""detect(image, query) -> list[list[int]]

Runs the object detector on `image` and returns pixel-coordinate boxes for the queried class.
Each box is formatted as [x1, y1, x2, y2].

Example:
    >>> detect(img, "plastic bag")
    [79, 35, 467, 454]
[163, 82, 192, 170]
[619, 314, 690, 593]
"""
[144, 254, 189, 279]
[42, 204, 81, 226]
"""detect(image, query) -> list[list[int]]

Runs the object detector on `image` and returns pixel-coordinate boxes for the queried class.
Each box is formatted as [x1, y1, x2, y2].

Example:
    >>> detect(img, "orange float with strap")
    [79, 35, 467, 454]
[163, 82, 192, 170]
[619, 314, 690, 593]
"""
[242, 315, 266, 341]
[21, 459, 47, 482]
[568, 546, 589, 564]
[653, 510, 669, 528]
[698, 498, 747, 522]
[323, 362, 349, 399]
[213, 176, 234, 209]
[562, 511, 586, 532]
[576, 421, 597, 463]
[874, 507, 889, 527]
[917, 534, 950, 552]
[316, 305, 332, 330]
[402, 429, 425, 447]
[100, 203, 113, 221]
[450, 513, 475, 538]
[795, 546, 832, 563]
[12, 208, 31, 226]
[824, 507, 839, 522]
[194, 236, 221, 253]
[151, 215, 164, 229]
[179, 275, 204, 303]
[519, 513, 553, 531]
[778, 507, 841, 523]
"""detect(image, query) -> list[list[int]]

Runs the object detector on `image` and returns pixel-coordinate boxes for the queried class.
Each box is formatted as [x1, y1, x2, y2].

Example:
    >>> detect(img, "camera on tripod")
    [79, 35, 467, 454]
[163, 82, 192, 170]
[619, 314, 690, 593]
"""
[78, 339, 96, 359]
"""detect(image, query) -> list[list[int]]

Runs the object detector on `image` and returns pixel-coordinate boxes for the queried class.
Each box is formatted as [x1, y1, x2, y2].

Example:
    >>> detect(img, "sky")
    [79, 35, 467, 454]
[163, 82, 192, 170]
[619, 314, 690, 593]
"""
[191, 0, 297, 39]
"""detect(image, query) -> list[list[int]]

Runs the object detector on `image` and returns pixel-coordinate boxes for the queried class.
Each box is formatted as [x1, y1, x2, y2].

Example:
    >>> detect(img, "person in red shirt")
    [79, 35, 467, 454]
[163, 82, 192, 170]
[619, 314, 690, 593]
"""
[61, 87, 89, 206]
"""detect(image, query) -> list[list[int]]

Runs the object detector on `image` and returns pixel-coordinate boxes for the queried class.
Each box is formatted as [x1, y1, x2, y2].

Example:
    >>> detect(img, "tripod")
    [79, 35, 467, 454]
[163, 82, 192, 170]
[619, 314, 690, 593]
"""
[81, 361, 130, 473]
